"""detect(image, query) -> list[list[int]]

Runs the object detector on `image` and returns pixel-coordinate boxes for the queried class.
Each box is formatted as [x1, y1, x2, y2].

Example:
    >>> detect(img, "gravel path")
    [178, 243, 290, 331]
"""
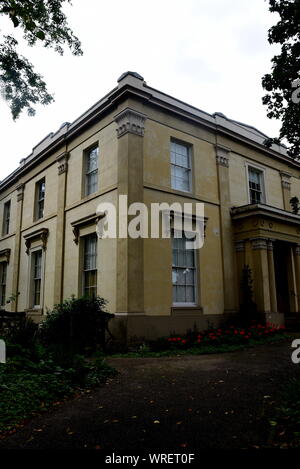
[1, 339, 299, 450]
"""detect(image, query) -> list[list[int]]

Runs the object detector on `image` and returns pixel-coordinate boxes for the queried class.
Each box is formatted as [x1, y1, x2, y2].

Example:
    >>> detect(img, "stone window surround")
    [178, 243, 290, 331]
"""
[23, 230, 48, 314]
[245, 161, 267, 206]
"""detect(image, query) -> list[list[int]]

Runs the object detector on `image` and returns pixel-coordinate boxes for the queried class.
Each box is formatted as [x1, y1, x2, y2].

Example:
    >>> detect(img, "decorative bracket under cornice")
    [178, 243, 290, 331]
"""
[114, 108, 147, 138]
[17, 183, 25, 202]
[56, 151, 70, 175]
[71, 213, 105, 245]
[24, 228, 49, 255]
[0, 249, 11, 264]
[215, 144, 231, 168]
[280, 171, 292, 190]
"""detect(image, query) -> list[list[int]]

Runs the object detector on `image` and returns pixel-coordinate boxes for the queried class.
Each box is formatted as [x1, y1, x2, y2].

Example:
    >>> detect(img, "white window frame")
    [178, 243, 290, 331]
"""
[245, 162, 267, 205]
[82, 233, 98, 298]
[35, 178, 46, 220]
[85, 146, 99, 196]
[2, 200, 11, 236]
[0, 262, 7, 307]
[170, 140, 192, 193]
[27, 247, 45, 310]
[172, 230, 198, 307]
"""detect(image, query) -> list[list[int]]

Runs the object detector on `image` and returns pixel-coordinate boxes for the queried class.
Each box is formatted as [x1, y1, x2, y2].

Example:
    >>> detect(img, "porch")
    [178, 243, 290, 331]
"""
[231, 204, 300, 327]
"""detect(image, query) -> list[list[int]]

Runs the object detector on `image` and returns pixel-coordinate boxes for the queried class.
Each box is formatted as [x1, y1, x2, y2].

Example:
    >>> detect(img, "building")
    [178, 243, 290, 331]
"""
[0, 71, 300, 342]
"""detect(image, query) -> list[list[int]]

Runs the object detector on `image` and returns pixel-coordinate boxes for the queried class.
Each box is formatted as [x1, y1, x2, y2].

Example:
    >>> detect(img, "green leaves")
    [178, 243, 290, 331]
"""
[262, 0, 300, 158]
[0, 35, 54, 119]
[0, 353, 116, 434]
[0, 0, 82, 118]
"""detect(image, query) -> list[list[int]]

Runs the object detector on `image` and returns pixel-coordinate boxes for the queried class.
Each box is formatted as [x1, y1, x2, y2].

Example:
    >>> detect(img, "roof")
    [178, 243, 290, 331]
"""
[0, 71, 297, 191]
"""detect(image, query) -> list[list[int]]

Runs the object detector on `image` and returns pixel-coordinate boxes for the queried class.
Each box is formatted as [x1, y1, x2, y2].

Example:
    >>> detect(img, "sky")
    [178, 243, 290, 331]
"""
[0, 0, 282, 181]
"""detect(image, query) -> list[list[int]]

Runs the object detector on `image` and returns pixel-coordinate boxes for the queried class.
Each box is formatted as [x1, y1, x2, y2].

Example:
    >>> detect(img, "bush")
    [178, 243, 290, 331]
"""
[0, 313, 38, 351]
[39, 296, 114, 354]
[0, 354, 116, 433]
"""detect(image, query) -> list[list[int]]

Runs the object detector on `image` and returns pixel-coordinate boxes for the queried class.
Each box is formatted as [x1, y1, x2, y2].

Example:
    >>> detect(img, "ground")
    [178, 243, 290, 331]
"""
[0, 339, 299, 450]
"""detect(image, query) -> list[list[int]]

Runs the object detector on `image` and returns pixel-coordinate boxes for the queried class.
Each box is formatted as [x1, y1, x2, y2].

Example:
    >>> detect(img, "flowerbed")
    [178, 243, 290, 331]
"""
[149, 322, 287, 352]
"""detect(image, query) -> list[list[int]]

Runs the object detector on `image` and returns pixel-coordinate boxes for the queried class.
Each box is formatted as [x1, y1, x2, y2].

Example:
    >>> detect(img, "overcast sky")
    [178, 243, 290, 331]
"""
[0, 0, 281, 181]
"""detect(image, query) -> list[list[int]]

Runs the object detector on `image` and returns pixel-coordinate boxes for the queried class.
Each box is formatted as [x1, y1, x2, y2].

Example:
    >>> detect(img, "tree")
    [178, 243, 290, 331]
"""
[262, 0, 300, 158]
[0, 0, 82, 119]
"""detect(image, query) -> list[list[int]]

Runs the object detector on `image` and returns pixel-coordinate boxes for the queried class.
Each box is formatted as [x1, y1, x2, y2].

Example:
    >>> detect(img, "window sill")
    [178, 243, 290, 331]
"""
[0, 232, 16, 241]
[171, 305, 203, 317]
[24, 308, 43, 315]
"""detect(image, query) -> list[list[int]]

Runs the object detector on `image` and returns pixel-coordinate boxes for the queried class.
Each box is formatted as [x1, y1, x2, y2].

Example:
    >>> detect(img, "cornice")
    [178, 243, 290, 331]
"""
[1, 75, 300, 193]
[231, 203, 300, 226]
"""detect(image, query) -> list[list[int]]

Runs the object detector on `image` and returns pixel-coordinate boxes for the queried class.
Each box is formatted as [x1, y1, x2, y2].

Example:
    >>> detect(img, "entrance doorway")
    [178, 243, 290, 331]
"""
[273, 241, 290, 316]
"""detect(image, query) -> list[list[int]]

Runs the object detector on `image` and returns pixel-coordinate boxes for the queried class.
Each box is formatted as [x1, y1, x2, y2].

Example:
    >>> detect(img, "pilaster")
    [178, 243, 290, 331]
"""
[114, 108, 147, 315]
[11, 183, 25, 311]
[216, 144, 237, 312]
[53, 151, 69, 304]
[280, 171, 292, 211]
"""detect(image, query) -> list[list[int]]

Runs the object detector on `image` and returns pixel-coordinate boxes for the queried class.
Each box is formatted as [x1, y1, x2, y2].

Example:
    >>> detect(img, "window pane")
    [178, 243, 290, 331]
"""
[249, 169, 260, 185]
[34, 279, 41, 306]
[86, 147, 99, 195]
[185, 268, 195, 285]
[87, 171, 98, 195]
[0, 263, 7, 306]
[3, 201, 11, 235]
[186, 250, 195, 268]
[186, 286, 195, 303]
[84, 271, 97, 298]
[170, 141, 191, 192]
[172, 233, 196, 304]
[32, 251, 42, 306]
[83, 235, 97, 297]
[87, 148, 98, 172]
[84, 235, 97, 270]
[176, 286, 185, 302]
[248, 168, 263, 204]
[36, 179, 45, 219]
[39, 182, 45, 200]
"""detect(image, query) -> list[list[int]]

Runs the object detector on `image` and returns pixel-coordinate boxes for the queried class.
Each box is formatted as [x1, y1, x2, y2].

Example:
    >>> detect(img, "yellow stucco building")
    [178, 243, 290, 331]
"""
[1, 71, 300, 341]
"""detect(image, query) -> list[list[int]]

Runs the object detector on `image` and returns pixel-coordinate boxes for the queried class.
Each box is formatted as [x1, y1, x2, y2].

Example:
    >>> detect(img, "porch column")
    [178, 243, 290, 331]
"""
[251, 237, 271, 313]
[235, 240, 245, 307]
[280, 171, 292, 211]
[267, 240, 277, 313]
[294, 244, 300, 312]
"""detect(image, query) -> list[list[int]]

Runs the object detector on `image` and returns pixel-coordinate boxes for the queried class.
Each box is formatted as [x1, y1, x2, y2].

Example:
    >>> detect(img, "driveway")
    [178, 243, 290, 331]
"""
[1, 339, 299, 450]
